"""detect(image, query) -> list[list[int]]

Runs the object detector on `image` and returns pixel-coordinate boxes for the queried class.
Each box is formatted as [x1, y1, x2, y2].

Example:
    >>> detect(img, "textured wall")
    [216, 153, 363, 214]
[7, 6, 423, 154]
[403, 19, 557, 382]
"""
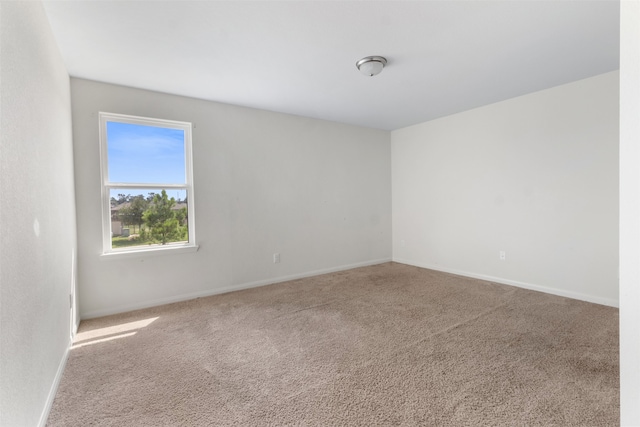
[392, 72, 619, 306]
[0, 2, 77, 425]
[70, 79, 391, 318]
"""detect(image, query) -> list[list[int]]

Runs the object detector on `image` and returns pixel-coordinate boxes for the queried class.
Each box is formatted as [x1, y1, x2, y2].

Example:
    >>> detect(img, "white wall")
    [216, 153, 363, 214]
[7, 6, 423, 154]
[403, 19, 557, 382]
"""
[71, 79, 391, 318]
[0, 2, 78, 425]
[392, 71, 619, 306]
[620, 1, 640, 424]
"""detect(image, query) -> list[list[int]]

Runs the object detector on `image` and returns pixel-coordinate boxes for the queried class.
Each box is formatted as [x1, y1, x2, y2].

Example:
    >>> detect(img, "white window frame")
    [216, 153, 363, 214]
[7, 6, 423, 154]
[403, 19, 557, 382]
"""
[99, 112, 197, 257]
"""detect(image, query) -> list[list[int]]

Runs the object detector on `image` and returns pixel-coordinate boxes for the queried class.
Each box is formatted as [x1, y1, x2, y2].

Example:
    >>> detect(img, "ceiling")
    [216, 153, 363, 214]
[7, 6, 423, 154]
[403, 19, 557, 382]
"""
[42, 1, 620, 131]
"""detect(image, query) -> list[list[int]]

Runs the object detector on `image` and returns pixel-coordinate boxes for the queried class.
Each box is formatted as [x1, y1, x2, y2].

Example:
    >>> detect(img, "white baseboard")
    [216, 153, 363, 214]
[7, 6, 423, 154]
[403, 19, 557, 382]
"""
[81, 258, 392, 319]
[393, 258, 619, 308]
[38, 342, 70, 427]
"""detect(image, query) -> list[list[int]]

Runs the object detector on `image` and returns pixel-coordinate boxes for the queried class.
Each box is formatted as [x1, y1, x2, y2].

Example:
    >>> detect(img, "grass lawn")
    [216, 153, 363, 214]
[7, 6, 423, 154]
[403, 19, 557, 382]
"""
[111, 235, 189, 248]
[111, 236, 147, 248]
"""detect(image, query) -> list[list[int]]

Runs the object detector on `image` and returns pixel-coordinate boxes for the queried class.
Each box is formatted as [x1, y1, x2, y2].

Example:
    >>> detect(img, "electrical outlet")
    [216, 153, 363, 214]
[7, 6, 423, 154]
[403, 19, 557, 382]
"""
[499, 251, 506, 261]
[273, 253, 280, 264]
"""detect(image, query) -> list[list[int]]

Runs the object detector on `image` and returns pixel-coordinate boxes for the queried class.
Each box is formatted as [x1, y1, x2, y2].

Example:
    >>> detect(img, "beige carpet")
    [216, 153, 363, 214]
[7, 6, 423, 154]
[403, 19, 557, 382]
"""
[47, 262, 619, 426]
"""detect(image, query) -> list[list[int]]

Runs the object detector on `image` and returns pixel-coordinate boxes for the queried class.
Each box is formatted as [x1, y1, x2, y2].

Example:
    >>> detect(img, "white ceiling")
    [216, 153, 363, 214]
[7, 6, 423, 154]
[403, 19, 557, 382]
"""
[42, 1, 620, 131]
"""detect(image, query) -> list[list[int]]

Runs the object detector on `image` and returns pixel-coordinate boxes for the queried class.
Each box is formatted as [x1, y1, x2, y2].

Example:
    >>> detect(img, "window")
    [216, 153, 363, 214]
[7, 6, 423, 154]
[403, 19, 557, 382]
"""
[99, 112, 196, 255]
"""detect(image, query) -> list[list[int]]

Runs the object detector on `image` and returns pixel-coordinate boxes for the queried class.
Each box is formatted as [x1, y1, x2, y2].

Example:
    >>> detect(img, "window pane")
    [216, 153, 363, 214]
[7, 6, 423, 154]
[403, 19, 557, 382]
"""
[110, 188, 189, 249]
[107, 122, 186, 184]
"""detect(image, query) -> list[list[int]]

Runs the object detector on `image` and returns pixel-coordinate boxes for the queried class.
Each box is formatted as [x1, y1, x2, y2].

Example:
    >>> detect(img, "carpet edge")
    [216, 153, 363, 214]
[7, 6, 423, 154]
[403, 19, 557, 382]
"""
[39, 341, 70, 427]
[80, 258, 393, 319]
[392, 258, 619, 308]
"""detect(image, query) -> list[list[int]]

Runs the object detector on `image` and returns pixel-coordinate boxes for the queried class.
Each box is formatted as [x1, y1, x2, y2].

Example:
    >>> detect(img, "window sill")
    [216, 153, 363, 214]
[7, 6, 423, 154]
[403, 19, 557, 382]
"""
[100, 244, 199, 260]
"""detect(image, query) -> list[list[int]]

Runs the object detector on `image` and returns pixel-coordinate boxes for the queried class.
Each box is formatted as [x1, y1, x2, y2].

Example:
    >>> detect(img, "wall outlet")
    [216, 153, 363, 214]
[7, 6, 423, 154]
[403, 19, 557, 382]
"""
[273, 253, 280, 264]
[499, 251, 506, 261]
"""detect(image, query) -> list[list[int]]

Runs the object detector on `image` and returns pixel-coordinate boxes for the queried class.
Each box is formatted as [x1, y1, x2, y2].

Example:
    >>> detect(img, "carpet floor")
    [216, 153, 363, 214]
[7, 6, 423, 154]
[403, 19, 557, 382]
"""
[47, 262, 619, 426]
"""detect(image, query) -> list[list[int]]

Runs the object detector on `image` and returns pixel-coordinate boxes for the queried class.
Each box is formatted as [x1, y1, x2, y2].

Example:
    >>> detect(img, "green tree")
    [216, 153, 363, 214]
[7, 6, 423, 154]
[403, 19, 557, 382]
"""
[116, 193, 131, 204]
[174, 205, 188, 240]
[142, 190, 186, 245]
[118, 195, 148, 233]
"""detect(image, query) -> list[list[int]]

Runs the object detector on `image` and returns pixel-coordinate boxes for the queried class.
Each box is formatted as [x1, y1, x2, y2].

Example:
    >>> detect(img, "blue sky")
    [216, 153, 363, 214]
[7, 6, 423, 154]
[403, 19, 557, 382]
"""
[107, 121, 185, 184]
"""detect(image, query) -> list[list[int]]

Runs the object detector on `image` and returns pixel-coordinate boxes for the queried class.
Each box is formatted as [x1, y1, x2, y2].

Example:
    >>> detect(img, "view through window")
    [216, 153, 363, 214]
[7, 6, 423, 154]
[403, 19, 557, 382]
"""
[99, 113, 195, 254]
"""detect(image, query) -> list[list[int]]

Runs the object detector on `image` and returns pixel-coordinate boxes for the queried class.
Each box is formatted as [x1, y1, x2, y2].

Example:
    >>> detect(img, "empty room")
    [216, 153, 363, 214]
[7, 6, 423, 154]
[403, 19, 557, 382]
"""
[1, 1, 639, 426]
